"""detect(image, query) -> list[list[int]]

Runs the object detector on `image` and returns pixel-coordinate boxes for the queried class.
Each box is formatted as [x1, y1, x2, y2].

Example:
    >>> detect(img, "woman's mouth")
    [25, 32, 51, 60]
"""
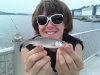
[46, 31, 57, 35]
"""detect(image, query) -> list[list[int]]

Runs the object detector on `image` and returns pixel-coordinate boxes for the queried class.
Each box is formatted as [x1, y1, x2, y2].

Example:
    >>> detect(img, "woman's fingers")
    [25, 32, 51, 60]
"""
[55, 48, 63, 74]
[37, 61, 52, 75]
[21, 46, 52, 75]
[28, 46, 44, 55]
[31, 56, 50, 75]
[64, 44, 84, 70]
[56, 44, 84, 75]
[21, 46, 44, 64]
[61, 48, 78, 72]
[25, 50, 47, 72]
[21, 45, 48, 72]
[57, 48, 69, 74]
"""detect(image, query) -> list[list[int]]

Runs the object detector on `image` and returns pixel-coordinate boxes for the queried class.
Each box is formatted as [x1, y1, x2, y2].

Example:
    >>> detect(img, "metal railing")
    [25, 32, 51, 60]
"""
[72, 29, 100, 60]
[0, 29, 100, 75]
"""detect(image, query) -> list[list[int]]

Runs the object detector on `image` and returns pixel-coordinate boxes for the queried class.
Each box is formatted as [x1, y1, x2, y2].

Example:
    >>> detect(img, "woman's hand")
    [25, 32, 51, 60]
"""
[55, 44, 84, 75]
[21, 46, 53, 75]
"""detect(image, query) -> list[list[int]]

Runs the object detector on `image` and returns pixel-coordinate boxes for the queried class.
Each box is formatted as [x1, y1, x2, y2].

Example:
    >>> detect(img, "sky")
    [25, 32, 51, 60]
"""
[0, 0, 100, 13]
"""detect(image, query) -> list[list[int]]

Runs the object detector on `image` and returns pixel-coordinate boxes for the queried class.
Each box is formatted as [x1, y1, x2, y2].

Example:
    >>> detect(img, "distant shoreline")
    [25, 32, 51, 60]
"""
[0, 11, 32, 15]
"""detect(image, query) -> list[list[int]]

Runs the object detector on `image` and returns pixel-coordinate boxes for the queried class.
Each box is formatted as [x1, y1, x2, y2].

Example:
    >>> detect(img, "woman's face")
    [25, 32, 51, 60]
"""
[37, 14, 64, 40]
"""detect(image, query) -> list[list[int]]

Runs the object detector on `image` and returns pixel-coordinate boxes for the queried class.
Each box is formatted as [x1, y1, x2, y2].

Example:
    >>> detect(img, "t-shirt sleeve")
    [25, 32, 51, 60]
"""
[75, 38, 84, 50]
[64, 34, 84, 50]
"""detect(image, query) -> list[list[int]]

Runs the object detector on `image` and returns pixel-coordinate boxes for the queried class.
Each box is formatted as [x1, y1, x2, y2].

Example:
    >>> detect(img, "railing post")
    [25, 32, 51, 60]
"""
[12, 33, 24, 75]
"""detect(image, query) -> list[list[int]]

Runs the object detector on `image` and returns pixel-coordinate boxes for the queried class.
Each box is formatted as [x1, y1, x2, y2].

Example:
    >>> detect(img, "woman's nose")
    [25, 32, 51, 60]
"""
[46, 21, 54, 27]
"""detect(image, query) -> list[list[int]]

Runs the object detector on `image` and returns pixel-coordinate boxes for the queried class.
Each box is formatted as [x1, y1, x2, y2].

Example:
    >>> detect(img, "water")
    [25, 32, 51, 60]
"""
[0, 15, 100, 49]
[0, 15, 34, 49]
[72, 19, 100, 33]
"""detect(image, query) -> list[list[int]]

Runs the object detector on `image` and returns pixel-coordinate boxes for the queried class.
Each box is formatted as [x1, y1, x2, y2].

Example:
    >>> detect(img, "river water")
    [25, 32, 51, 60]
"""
[72, 19, 100, 33]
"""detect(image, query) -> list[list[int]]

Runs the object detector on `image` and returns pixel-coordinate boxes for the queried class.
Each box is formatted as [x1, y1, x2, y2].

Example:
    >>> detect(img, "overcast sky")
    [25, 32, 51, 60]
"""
[0, 0, 100, 13]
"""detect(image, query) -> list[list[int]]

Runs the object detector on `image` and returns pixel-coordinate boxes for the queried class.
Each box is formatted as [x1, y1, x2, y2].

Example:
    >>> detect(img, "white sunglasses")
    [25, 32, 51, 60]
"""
[37, 14, 63, 25]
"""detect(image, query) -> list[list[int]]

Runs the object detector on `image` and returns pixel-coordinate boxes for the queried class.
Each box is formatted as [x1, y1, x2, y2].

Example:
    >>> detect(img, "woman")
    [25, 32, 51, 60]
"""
[21, 0, 84, 75]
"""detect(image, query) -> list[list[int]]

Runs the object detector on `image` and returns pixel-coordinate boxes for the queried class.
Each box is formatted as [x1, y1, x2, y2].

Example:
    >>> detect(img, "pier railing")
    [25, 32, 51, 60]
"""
[0, 29, 100, 75]
[72, 29, 100, 60]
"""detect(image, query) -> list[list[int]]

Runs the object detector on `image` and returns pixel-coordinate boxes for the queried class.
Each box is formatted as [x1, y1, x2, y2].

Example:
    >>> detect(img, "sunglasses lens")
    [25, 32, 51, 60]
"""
[51, 15, 63, 24]
[37, 16, 47, 25]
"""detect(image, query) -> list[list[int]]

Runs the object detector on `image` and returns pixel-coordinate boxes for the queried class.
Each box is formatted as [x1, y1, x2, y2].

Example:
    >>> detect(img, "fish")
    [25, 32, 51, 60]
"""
[22, 36, 66, 48]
